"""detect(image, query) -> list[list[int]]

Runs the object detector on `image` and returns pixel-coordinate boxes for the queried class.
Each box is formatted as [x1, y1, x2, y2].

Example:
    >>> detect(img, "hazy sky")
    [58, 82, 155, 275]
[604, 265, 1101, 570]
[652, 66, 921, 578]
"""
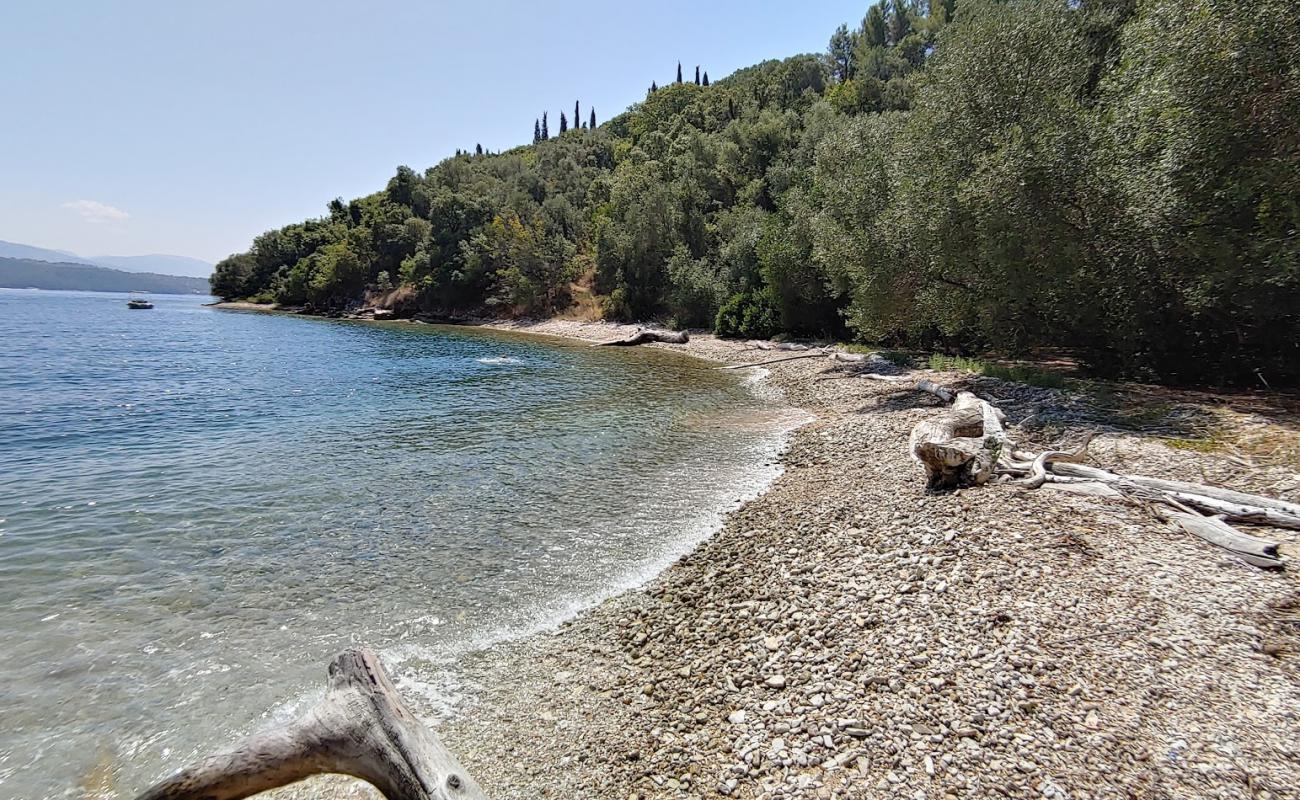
[0, 0, 864, 263]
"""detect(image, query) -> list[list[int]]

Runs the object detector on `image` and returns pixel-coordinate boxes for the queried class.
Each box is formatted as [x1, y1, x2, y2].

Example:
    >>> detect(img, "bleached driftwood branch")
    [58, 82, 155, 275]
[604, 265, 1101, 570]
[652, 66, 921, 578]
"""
[134, 648, 485, 800]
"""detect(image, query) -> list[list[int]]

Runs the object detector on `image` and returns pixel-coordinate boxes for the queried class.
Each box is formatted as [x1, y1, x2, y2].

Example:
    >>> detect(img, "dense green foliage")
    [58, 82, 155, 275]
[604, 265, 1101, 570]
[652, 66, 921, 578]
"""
[213, 0, 1299, 385]
[1, 258, 209, 294]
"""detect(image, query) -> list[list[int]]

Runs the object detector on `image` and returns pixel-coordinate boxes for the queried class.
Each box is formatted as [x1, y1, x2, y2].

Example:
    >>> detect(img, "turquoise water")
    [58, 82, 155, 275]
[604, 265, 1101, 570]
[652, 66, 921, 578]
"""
[0, 290, 797, 799]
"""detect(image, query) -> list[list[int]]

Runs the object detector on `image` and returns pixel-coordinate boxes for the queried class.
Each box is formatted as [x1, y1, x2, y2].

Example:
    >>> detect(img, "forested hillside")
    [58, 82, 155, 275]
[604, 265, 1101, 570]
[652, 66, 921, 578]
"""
[0, 258, 210, 294]
[212, 0, 1299, 386]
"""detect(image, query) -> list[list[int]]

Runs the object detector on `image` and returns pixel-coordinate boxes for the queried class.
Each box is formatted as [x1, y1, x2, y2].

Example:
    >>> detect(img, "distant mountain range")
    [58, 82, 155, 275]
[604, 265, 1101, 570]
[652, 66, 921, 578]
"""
[0, 240, 213, 279]
[0, 257, 211, 295]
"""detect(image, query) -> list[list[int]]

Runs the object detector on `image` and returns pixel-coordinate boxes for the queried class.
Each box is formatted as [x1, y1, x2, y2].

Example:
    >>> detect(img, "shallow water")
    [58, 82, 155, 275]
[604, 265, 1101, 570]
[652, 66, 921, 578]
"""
[0, 290, 799, 799]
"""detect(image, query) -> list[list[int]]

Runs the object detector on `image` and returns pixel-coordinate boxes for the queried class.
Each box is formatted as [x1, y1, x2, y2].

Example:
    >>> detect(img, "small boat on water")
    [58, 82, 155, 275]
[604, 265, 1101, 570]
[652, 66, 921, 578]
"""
[127, 292, 154, 310]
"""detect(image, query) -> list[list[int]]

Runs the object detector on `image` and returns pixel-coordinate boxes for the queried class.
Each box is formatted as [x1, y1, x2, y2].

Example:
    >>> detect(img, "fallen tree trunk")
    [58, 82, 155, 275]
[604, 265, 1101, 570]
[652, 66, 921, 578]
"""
[134, 648, 485, 800]
[595, 328, 689, 346]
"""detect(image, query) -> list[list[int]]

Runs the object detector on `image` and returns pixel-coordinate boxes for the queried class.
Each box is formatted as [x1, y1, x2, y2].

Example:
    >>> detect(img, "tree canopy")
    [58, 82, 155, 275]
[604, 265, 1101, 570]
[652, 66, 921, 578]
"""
[212, 0, 1299, 386]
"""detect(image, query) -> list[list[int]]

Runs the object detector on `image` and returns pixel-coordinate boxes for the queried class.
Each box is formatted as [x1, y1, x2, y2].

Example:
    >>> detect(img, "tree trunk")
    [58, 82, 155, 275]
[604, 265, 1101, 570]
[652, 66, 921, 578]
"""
[134, 649, 485, 800]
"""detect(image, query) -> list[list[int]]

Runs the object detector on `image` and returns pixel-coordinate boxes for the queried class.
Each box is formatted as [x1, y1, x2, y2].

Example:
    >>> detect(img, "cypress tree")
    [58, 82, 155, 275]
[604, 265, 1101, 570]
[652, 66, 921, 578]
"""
[475, 143, 483, 156]
[589, 107, 596, 129]
[892, 0, 912, 45]
[574, 100, 580, 130]
[703, 71, 710, 86]
[727, 97, 736, 119]
[534, 119, 541, 143]
[650, 81, 658, 93]
[828, 23, 856, 82]
[559, 112, 568, 134]
[676, 62, 682, 83]
[541, 112, 549, 139]
[863, 5, 887, 48]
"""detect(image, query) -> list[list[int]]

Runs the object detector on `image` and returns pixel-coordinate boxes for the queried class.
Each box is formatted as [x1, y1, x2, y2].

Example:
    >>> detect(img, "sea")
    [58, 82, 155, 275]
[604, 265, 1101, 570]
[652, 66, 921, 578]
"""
[0, 289, 802, 798]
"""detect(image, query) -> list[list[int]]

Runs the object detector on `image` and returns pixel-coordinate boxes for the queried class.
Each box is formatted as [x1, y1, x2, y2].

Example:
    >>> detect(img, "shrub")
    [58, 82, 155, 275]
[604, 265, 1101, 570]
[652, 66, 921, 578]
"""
[715, 289, 779, 339]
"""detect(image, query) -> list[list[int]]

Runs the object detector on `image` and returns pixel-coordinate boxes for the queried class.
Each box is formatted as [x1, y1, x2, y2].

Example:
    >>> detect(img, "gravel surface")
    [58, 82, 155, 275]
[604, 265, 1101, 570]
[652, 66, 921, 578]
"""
[272, 320, 1300, 800]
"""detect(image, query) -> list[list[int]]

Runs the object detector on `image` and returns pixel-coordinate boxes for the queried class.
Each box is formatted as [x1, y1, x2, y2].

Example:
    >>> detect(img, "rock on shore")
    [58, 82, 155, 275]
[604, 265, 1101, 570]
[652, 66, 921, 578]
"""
[274, 321, 1300, 800]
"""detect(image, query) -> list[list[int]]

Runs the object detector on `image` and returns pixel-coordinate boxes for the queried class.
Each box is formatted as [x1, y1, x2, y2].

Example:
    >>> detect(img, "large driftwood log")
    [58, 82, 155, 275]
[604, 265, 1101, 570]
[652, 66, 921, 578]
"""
[716, 346, 1290, 568]
[908, 391, 1007, 490]
[135, 649, 485, 800]
[900, 380, 1288, 568]
[595, 328, 689, 346]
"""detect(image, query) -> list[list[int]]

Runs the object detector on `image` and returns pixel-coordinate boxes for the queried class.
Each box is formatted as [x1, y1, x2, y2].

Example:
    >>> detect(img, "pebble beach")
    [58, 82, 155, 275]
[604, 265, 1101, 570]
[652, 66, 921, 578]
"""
[268, 319, 1300, 800]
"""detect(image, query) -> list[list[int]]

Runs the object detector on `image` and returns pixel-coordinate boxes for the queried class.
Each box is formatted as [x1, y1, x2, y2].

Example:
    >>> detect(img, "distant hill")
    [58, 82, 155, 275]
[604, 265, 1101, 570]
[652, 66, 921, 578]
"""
[0, 240, 81, 262]
[0, 240, 213, 279]
[90, 253, 214, 279]
[0, 257, 211, 294]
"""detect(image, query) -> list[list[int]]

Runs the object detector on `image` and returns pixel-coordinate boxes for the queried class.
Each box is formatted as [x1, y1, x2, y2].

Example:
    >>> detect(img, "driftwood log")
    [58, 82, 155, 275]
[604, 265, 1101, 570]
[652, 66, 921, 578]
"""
[907, 390, 1010, 490]
[895, 375, 1294, 568]
[595, 328, 689, 346]
[135, 648, 485, 800]
[712, 341, 1292, 567]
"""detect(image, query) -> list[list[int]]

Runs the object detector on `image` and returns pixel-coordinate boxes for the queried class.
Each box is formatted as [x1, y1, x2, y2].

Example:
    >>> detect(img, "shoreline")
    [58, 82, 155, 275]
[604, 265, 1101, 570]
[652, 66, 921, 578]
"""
[237, 311, 1300, 799]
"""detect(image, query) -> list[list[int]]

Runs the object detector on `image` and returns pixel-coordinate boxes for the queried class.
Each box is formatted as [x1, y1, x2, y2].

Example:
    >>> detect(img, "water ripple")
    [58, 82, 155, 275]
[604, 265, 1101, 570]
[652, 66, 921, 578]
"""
[0, 289, 797, 799]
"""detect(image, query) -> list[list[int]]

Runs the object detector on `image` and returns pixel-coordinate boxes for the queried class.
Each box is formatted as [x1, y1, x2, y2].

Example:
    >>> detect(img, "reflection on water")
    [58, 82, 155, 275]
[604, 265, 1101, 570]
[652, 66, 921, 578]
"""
[0, 290, 801, 799]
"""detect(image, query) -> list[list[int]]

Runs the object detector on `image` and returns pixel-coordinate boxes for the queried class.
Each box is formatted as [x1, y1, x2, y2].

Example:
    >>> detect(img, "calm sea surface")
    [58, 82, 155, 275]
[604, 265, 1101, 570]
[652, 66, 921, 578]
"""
[0, 290, 799, 799]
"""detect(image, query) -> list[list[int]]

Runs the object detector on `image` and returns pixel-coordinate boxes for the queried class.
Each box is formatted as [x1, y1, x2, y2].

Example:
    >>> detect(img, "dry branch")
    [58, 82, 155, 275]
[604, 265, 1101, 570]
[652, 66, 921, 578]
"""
[135, 648, 485, 800]
[717, 351, 828, 370]
[1048, 463, 1300, 520]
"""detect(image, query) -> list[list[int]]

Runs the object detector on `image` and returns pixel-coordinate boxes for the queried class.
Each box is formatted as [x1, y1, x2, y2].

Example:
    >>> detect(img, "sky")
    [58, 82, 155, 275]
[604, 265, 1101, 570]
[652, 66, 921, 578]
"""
[0, 0, 866, 264]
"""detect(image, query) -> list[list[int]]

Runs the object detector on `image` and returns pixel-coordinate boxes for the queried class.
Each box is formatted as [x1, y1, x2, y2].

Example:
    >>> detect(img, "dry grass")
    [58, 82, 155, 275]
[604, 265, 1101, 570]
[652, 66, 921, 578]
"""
[1219, 418, 1300, 470]
[366, 284, 418, 311]
[926, 353, 1069, 389]
[555, 272, 605, 322]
